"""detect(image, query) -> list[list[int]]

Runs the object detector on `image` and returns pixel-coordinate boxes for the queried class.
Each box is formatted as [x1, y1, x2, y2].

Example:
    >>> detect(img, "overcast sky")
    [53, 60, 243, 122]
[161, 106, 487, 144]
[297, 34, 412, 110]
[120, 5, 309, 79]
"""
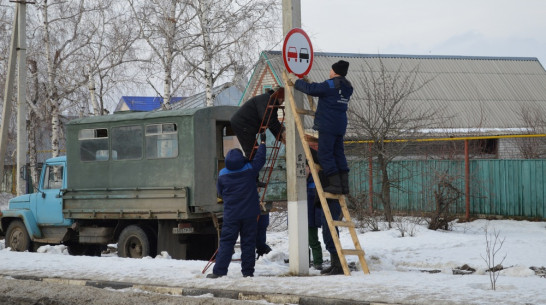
[299, 0, 546, 66]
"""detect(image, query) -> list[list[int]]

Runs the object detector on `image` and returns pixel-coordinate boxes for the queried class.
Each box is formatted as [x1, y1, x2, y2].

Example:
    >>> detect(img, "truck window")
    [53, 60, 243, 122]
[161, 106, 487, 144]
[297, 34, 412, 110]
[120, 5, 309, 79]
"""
[43, 165, 63, 190]
[145, 123, 178, 159]
[79, 128, 109, 161]
[112, 125, 143, 160]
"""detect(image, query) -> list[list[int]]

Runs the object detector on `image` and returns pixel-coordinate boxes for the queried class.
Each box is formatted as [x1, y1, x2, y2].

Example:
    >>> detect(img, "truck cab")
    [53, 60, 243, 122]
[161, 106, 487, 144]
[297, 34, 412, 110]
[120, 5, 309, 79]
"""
[1, 156, 72, 252]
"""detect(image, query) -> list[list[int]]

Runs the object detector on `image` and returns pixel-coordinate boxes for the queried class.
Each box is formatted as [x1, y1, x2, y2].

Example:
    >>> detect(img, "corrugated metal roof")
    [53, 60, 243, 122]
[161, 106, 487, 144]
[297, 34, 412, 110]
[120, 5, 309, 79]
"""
[247, 51, 546, 136]
[171, 84, 242, 110]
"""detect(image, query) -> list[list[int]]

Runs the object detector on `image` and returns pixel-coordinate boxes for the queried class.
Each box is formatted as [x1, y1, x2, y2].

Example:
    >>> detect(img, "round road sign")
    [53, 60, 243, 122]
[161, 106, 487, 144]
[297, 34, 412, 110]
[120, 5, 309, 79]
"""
[282, 28, 313, 77]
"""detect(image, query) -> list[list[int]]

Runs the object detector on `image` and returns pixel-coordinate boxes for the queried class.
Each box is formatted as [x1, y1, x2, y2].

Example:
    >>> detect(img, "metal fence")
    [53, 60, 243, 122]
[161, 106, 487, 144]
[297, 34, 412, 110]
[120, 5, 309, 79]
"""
[348, 159, 546, 219]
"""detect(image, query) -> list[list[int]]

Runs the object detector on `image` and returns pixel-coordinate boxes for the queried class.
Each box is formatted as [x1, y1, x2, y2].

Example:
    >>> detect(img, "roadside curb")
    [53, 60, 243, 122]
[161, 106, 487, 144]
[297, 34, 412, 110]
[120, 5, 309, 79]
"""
[1, 274, 402, 305]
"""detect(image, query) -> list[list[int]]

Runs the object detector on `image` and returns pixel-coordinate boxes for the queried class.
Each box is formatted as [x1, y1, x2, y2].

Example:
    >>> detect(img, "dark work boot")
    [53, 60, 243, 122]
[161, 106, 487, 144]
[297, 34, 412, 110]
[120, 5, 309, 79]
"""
[256, 176, 267, 188]
[339, 171, 350, 195]
[256, 245, 272, 260]
[323, 173, 342, 194]
[321, 253, 344, 275]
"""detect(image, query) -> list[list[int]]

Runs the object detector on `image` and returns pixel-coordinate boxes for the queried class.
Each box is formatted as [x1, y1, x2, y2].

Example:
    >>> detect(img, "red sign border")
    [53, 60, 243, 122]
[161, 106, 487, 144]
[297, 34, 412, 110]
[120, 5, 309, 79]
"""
[282, 28, 314, 77]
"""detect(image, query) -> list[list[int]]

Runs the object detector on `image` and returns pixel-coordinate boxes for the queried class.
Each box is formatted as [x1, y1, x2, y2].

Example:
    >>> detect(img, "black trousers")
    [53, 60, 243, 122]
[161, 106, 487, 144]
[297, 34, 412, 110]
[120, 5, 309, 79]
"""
[232, 124, 257, 159]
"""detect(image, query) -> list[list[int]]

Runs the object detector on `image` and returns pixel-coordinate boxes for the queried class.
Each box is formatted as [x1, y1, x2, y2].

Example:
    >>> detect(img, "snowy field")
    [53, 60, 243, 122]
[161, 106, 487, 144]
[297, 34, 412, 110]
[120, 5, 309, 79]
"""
[1, 193, 546, 305]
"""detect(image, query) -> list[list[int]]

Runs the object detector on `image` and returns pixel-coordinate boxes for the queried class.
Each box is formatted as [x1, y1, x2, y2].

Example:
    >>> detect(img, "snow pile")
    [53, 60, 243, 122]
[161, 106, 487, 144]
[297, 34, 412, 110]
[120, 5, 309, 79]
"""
[1, 208, 545, 304]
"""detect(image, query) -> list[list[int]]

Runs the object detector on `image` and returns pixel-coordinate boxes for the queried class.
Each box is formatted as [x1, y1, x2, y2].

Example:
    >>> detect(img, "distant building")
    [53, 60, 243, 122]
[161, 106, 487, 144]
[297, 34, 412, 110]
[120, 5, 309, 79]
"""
[114, 96, 185, 112]
[171, 83, 243, 110]
[243, 51, 546, 159]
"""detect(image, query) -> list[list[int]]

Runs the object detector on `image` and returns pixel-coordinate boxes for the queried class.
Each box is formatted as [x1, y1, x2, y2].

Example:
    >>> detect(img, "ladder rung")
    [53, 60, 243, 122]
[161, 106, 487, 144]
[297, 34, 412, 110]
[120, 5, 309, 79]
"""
[341, 249, 365, 256]
[296, 108, 315, 116]
[324, 192, 343, 199]
[332, 220, 355, 228]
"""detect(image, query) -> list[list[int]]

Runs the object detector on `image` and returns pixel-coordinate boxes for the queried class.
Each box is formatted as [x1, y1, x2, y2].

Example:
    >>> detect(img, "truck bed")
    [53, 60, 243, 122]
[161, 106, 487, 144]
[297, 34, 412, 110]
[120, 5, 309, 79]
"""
[62, 187, 193, 220]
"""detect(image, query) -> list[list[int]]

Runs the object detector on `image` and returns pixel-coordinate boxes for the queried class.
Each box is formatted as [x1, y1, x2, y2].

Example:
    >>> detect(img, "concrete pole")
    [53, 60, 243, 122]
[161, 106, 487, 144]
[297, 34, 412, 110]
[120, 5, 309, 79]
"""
[282, 0, 309, 275]
[0, 5, 20, 190]
[16, 2, 28, 195]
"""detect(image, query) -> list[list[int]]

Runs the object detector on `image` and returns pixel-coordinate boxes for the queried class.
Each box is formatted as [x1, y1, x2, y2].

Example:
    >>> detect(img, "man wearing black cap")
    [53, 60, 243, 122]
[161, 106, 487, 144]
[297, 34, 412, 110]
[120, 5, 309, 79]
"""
[287, 60, 353, 195]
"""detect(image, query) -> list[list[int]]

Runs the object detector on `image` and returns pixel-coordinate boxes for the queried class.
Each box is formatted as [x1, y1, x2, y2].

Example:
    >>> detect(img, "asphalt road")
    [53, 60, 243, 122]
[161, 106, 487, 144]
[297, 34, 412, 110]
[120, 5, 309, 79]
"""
[0, 277, 273, 305]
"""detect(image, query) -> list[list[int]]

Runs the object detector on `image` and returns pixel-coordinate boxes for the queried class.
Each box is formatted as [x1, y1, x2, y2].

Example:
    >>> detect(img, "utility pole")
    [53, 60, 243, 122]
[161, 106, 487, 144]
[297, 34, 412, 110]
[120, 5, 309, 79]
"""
[0, 1, 30, 195]
[282, 0, 309, 275]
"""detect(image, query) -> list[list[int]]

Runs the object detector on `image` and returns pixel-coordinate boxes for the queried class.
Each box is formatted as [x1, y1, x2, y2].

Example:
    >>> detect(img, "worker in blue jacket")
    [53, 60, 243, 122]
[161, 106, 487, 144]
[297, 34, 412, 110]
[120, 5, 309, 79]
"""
[207, 133, 267, 278]
[288, 60, 352, 194]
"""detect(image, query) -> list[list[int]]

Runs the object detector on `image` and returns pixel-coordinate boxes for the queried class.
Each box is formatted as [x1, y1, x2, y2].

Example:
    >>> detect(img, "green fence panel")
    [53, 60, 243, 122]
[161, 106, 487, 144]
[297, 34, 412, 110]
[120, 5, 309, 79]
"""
[349, 159, 546, 219]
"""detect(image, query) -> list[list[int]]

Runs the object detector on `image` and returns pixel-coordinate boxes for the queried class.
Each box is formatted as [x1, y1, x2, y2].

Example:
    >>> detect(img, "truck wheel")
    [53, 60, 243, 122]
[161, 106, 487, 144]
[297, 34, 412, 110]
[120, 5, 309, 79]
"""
[118, 225, 150, 258]
[6, 220, 32, 252]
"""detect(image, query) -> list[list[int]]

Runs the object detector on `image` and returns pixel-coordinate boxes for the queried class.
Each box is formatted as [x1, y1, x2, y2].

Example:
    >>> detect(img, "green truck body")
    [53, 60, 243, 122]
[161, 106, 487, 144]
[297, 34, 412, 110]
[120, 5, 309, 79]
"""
[0, 106, 288, 260]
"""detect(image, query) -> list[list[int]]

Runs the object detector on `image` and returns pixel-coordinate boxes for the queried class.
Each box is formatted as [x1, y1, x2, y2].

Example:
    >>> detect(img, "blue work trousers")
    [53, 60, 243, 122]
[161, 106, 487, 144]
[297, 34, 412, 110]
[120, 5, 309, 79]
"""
[318, 131, 348, 176]
[321, 199, 341, 254]
[213, 216, 257, 277]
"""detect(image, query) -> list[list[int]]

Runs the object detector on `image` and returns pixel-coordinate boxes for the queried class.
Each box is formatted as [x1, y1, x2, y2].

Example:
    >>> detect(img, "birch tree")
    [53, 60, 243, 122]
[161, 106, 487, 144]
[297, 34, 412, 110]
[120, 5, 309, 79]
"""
[31, 0, 104, 157]
[29, 0, 138, 158]
[186, 0, 279, 107]
[82, 1, 141, 116]
[128, 0, 196, 109]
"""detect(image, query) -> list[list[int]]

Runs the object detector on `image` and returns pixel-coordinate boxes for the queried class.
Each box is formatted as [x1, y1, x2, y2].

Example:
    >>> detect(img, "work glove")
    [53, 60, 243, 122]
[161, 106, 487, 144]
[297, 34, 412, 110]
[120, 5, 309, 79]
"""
[287, 73, 300, 86]
[302, 75, 311, 83]
[260, 132, 266, 143]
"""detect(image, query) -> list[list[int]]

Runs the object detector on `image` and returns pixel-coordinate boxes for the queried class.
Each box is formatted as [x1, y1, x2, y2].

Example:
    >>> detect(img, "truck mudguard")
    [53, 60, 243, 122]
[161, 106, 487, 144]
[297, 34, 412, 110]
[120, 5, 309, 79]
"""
[1, 209, 42, 239]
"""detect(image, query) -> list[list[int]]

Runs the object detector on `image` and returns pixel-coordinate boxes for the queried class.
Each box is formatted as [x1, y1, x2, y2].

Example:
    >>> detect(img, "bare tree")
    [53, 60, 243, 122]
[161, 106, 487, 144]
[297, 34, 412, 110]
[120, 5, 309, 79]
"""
[26, 59, 47, 188]
[426, 170, 462, 230]
[346, 58, 442, 225]
[128, 0, 196, 109]
[184, 0, 280, 107]
[29, 0, 114, 157]
[81, 1, 141, 116]
[481, 223, 507, 291]
[516, 104, 546, 159]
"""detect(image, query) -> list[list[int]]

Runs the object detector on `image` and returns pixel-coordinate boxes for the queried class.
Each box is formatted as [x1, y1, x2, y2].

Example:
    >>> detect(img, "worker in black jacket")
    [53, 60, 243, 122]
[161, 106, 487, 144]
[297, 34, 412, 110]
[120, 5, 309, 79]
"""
[230, 87, 285, 162]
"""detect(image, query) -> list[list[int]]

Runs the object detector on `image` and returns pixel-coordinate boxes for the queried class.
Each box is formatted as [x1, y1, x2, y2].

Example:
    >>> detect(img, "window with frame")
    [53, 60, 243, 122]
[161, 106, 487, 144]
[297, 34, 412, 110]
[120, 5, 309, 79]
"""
[146, 123, 178, 159]
[112, 125, 143, 160]
[79, 128, 109, 161]
[43, 165, 64, 190]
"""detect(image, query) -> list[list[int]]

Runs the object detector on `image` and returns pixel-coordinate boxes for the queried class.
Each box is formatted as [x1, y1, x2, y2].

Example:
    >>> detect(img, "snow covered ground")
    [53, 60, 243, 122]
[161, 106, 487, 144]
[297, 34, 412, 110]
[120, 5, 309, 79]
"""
[1, 194, 545, 305]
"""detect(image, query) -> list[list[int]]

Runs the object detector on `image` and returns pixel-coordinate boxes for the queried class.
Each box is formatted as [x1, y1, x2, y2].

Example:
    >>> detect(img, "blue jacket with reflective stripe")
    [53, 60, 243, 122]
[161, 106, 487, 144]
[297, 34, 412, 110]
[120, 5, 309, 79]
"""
[295, 76, 353, 135]
[217, 144, 266, 220]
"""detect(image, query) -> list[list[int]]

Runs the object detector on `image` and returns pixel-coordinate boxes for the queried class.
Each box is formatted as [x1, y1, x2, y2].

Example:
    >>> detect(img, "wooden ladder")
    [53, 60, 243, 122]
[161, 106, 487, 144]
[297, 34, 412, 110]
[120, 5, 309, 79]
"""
[283, 71, 370, 275]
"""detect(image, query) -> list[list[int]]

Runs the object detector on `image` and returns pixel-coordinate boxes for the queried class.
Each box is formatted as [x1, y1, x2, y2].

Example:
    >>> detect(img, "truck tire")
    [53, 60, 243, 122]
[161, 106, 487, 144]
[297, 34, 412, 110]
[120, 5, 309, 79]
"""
[118, 225, 150, 258]
[5, 220, 32, 252]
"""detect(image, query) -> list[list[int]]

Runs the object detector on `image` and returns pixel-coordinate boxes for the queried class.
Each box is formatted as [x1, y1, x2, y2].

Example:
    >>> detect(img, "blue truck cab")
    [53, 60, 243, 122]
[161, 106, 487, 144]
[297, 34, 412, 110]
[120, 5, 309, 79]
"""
[1, 156, 72, 251]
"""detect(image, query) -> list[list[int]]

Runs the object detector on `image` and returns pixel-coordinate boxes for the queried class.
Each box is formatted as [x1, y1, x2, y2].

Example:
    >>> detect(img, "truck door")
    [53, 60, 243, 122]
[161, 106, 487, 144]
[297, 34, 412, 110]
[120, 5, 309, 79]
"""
[35, 162, 66, 224]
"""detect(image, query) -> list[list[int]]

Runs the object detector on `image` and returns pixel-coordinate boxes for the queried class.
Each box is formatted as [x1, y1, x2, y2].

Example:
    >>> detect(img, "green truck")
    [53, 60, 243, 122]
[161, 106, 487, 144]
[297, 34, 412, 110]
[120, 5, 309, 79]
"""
[1, 106, 285, 260]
